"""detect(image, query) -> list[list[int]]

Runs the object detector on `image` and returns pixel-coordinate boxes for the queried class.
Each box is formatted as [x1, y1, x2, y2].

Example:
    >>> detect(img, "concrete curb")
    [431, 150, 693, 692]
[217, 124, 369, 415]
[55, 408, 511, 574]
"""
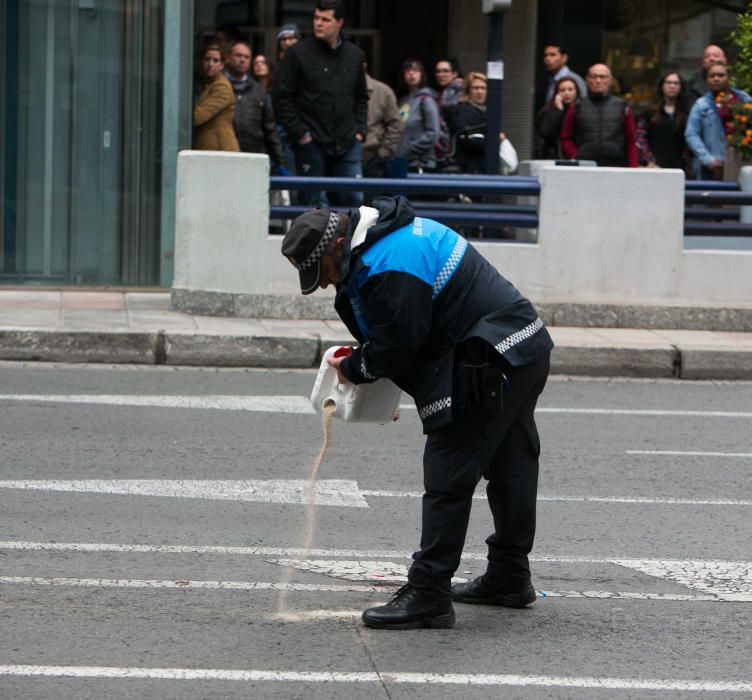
[163, 333, 319, 368]
[1, 328, 751, 379]
[551, 346, 678, 378]
[0, 330, 158, 364]
[679, 348, 752, 380]
[171, 289, 752, 332]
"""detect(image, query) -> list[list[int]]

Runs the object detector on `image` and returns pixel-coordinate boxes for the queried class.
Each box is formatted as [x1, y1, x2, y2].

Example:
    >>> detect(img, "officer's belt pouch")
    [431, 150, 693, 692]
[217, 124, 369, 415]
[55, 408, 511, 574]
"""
[453, 361, 505, 413]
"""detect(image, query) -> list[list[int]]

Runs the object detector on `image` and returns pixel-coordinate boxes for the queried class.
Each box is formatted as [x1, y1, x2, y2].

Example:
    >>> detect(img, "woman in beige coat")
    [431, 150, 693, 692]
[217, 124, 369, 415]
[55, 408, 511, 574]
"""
[193, 45, 240, 151]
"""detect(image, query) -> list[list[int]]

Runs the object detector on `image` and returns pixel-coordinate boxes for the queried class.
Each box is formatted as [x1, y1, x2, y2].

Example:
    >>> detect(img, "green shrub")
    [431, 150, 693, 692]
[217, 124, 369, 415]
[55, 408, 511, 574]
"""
[730, 7, 752, 94]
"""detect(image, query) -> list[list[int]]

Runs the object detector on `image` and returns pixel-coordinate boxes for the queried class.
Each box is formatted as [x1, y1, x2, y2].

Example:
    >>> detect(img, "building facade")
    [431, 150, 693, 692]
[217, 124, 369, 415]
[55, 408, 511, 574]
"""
[0, 0, 745, 287]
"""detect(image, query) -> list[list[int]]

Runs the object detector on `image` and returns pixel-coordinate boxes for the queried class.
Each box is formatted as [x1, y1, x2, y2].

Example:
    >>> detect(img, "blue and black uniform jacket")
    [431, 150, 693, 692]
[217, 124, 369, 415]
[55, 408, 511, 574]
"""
[335, 196, 553, 433]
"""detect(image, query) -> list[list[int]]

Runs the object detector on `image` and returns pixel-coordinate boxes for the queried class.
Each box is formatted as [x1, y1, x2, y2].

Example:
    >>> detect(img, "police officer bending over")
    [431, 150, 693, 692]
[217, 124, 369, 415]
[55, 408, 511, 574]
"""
[281, 196, 553, 630]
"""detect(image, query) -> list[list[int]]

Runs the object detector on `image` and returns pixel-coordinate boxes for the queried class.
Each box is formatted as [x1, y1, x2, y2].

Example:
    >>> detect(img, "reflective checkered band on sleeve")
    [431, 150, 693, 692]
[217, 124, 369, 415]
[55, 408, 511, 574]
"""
[432, 236, 468, 299]
[418, 396, 452, 421]
[494, 317, 544, 354]
[295, 212, 340, 271]
[360, 355, 376, 380]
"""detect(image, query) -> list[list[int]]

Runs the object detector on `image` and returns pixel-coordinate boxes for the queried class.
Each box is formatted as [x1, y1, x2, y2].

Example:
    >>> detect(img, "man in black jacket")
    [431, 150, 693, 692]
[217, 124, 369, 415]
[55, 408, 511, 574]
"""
[281, 196, 553, 630]
[559, 63, 638, 167]
[225, 41, 287, 172]
[272, 0, 368, 207]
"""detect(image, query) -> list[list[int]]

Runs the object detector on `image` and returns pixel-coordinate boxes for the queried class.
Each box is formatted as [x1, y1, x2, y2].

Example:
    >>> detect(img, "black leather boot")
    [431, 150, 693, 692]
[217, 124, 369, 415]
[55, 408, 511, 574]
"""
[362, 584, 455, 629]
[451, 574, 536, 607]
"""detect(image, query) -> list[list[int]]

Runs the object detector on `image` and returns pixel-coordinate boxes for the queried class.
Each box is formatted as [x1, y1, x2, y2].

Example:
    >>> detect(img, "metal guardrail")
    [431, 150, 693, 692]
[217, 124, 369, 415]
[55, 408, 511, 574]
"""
[684, 222, 752, 236]
[684, 206, 738, 220]
[270, 175, 540, 229]
[683, 179, 752, 237]
[685, 190, 752, 205]
[270, 175, 540, 196]
[684, 179, 739, 191]
[270, 205, 539, 228]
[270, 175, 752, 237]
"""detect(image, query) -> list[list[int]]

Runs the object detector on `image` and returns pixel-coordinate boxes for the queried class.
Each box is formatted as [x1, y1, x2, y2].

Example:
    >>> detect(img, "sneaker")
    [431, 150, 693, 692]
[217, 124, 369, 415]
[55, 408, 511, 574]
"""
[362, 584, 455, 630]
[451, 574, 536, 607]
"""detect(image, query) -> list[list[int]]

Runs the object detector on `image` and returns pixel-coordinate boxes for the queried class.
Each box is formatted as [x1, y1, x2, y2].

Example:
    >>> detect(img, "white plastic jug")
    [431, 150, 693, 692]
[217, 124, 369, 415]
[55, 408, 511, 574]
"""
[310, 346, 402, 423]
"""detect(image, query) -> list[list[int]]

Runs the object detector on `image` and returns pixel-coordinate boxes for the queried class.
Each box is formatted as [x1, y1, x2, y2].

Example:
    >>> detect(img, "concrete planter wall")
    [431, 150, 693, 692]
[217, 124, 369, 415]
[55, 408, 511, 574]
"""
[171, 151, 752, 325]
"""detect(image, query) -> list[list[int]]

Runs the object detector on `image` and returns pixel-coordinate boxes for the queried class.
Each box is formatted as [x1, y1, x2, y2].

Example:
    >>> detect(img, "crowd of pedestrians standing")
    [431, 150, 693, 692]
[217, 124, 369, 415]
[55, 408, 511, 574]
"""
[193, 1, 750, 184]
[534, 41, 751, 180]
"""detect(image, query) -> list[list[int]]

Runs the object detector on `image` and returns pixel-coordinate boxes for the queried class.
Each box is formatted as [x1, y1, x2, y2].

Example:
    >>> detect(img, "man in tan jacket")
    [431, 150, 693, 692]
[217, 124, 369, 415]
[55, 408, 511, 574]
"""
[361, 60, 403, 178]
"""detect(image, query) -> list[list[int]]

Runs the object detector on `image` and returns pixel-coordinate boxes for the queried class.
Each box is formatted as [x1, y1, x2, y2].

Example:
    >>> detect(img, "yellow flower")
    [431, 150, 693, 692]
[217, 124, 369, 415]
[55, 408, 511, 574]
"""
[745, 103, 752, 110]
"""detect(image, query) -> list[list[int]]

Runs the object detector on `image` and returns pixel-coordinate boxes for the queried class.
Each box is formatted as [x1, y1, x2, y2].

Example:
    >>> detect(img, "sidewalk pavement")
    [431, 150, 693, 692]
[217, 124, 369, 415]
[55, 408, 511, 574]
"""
[0, 289, 751, 379]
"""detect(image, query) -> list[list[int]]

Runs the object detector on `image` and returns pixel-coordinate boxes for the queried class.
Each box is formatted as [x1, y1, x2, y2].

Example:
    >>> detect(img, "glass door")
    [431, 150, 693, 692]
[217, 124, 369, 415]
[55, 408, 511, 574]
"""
[0, 0, 162, 286]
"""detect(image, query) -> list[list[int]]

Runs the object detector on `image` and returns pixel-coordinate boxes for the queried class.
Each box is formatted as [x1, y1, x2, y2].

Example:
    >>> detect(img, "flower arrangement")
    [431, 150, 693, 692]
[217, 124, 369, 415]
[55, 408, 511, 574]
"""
[716, 91, 752, 160]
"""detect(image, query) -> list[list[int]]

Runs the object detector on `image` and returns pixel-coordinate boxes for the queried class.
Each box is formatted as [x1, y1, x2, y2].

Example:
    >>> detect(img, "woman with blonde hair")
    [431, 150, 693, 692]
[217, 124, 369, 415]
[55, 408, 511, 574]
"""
[445, 71, 488, 173]
[193, 44, 240, 151]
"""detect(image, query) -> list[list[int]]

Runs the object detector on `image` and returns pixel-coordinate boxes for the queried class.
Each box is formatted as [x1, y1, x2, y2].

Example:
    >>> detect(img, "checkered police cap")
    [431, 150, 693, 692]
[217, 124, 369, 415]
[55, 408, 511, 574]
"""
[281, 209, 341, 295]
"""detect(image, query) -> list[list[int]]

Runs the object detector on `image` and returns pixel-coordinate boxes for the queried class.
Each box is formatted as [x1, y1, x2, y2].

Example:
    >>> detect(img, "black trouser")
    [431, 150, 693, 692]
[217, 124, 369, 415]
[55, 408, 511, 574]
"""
[407, 353, 550, 599]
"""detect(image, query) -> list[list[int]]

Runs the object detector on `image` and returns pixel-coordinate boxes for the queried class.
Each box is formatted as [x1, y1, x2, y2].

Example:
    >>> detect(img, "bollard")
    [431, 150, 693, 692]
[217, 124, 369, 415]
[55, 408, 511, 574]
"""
[739, 165, 752, 224]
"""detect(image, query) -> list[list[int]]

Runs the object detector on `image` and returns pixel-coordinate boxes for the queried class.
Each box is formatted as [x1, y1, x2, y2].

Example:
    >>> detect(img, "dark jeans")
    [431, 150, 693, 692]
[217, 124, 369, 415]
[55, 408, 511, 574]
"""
[408, 353, 551, 599]
[292, 139, 363, 208]
[362, 153, 387, 178]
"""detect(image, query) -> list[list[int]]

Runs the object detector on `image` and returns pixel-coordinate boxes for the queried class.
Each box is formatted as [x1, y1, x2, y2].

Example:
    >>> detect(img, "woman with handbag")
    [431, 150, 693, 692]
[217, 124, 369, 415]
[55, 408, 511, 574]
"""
[445, 72, 489, 174]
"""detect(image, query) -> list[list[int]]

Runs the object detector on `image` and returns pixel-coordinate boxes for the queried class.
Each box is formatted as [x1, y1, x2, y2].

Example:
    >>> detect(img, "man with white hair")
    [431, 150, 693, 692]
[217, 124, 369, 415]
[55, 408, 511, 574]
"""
[560, 63, 637, 167]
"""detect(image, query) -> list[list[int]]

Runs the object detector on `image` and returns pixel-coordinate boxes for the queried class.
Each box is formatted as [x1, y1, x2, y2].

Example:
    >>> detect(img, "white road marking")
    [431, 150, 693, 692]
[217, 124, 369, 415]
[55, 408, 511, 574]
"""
[2, 392, 750, 419]
[268, 559, 749, 601]
[0, 665, 750, 692]
[2, 541, 750, 569]
[0, 394, 314, 413]
[627, 450, 752, 458]
[3, 541, 751, 600]
[0, 479, 369, 508]
[269, 558, 467, 584]
[0, 576, 381, 593]
[271, 610, 364, 621]
[538, 495, 752, 506]
[3, 480, 743, 507]
[0, 576, 740, 603]
[537, 407, 752, 418]
[0, 539, 453, 558]
[271, 558, 409, 582]
[538, 590, 718, 602]
[614, 560, 752, 602]
[361, 489, 752, 506]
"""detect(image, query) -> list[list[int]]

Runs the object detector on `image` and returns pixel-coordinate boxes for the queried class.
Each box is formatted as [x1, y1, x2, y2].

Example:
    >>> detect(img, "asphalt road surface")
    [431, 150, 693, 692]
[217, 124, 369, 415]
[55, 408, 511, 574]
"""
[1, 362, 751, 699]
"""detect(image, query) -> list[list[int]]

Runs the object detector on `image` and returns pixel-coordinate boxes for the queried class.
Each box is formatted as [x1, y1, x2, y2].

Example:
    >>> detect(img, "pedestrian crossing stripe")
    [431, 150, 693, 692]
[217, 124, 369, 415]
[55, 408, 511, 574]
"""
[0, 479, 369, 507]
